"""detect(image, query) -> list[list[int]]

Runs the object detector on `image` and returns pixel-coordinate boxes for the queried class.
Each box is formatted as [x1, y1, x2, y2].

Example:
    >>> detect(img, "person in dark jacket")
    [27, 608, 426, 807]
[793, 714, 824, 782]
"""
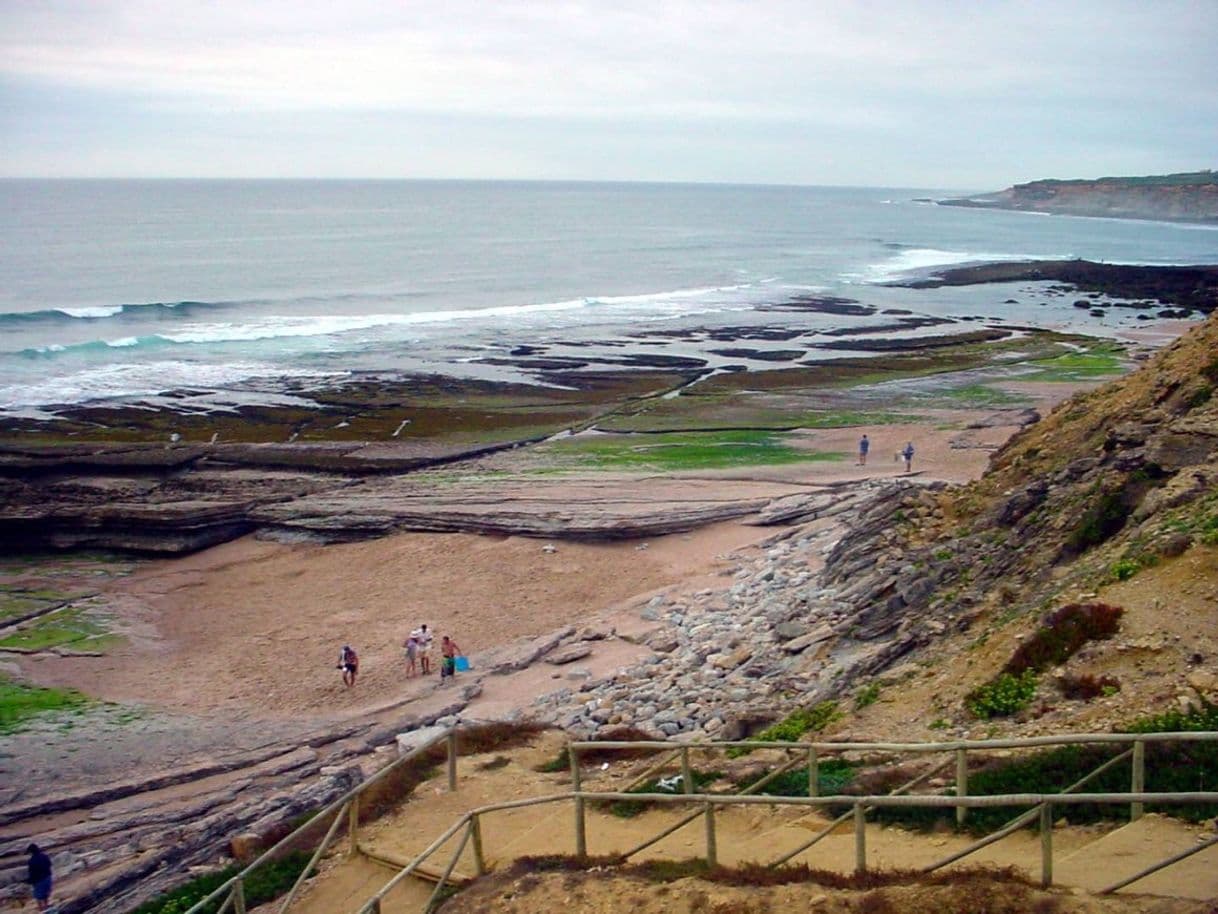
[27, 843, 52, 911]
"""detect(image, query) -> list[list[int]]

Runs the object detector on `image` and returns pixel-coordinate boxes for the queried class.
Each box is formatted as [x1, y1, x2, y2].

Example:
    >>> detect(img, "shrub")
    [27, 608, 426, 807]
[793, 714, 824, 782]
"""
[126, 852, 314, 914]
[727, 702, 841, 757]
[1065, 489, 1128, 553]
[966, 671, 1038, 719]
[1002, 602, 1123, 676]
[1108, 558, 1142, 581]
[733, 758, 856, 797]
[856, 682, 882, 709]
[1059, 674, 1120, 701]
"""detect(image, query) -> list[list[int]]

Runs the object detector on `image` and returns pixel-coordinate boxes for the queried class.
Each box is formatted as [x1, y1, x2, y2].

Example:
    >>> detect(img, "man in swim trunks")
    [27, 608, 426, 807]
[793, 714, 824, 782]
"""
[439, 635, 462, 684]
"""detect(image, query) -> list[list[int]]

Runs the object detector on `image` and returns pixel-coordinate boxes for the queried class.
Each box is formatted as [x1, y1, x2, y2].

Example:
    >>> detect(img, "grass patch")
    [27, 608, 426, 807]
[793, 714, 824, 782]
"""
[966, 671, 1039, 720]
[0, 591, 63, 624]
[0, 676, 89, 734]
[727, 702, 842, 757]
[125, 851, 314, 914]
[855, 682, 882, 709]
[1024, 343, 1126, 381]
[0, 604, 118, 652]
[735, 759, 857, 797]
[534, 429, 843, 472]
[922, 384, 1030, 408]
[869, 702, 1218, 833]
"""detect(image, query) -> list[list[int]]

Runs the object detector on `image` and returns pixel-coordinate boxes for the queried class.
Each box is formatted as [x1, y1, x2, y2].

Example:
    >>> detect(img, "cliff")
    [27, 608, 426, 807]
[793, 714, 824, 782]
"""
[941, 170, 1218, 223]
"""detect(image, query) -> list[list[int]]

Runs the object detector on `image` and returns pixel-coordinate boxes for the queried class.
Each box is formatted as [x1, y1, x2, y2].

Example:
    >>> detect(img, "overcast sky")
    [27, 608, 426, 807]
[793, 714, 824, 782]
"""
[2, 1, 1215, 189]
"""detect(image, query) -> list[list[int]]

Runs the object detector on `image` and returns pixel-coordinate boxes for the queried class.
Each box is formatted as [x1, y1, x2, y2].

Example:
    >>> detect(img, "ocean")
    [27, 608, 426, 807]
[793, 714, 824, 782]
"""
[2, 179, 1216, 418]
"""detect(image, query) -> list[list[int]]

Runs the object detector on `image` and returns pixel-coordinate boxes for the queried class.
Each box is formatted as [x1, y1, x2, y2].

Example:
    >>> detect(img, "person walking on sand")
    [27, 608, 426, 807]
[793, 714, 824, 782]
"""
[26, 843, 52, 912]
[403, 634, 418, 677]
[337, 644, 359, 687]
[857, 433, 870, 466]
[411, 623, 433, 674]
[439, 635, 463, 685]
[901, 441, 915, 474]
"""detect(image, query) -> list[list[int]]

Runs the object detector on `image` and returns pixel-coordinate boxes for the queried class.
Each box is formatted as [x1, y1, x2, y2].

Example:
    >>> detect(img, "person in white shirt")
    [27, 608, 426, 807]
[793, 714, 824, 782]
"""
[411, 624, 433, 674]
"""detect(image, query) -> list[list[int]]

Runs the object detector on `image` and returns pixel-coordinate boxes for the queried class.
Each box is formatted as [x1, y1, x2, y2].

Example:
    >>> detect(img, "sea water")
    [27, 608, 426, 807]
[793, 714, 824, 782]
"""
[1, 179, 1215, 417]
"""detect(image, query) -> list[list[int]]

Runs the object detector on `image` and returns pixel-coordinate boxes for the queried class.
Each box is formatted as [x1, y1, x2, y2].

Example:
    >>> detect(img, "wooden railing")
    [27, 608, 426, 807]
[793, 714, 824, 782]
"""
[179, 728, 459, 914]
[349, 730, 1218, 913]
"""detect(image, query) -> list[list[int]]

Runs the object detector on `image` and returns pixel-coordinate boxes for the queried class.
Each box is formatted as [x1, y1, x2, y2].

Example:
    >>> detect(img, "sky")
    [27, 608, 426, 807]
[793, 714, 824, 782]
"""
[1, 1, 1216, 189]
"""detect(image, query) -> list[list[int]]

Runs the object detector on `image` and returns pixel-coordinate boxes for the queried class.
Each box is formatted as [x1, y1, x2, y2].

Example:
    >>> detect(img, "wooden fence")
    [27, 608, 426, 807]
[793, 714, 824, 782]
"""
[350, 730, 1218, 913]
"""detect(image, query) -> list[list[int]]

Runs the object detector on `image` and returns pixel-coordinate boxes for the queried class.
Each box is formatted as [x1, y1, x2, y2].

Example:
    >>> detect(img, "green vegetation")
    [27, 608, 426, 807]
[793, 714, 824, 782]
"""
[1001, 602, 1123, 677]
[966, 671, 1038, 720]
[125, 852, 314, 914]
[923, 384, 1029, 408]
[727, 702, 842, 757]
[0, 676, 89, 734]
[866, 702, 1218, 834]
[855, 682, 882, 710]
[1024, 344, 1126, 382]
[535, 429, 843, 472]
[1032, 170, 1217, 188]
[0, 604, 119, 652]
[1108, 555, 1155, 582]
[966, 603, 1122, 719]
[735, 758, 857, 797]
[1065, 488, 1128, 553]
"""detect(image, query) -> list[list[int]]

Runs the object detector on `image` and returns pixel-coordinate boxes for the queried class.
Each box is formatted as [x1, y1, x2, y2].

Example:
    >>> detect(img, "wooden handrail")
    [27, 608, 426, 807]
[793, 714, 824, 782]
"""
[572, 731, 1218, 753]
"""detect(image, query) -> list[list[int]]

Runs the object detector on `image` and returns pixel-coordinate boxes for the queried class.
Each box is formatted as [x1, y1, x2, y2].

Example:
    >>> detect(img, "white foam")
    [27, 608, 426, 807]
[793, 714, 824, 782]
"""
[860, 248, 1070, 282]
[0, 360, 342, 411]
[57, 305, 125, 319]
[105, 336, 141, 347]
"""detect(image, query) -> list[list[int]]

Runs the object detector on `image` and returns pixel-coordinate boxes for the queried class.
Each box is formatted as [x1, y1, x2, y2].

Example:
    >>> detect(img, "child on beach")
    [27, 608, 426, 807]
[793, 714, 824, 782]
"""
[901, 441, 915, 474]
[403, 635, 418, 677]
[337, 644, 359, 687]
[857, 433, 870, 466]
[439, 635, 463, 685]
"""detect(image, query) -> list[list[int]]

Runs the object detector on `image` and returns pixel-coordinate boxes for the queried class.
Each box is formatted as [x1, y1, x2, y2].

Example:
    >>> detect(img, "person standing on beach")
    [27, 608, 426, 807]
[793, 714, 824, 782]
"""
[901, 441, 915, 474]
[403, 635, 419, 677]
[857, 434, 870, 466]
[337, 644, 359, 687]
[26, 843, 52, 911]
[439, 635, 462, 684]
[411, 624, 433, 674]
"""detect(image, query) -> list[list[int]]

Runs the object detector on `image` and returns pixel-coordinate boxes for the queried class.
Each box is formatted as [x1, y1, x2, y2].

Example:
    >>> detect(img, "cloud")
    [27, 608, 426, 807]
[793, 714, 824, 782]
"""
[2, 1, 1215, 182]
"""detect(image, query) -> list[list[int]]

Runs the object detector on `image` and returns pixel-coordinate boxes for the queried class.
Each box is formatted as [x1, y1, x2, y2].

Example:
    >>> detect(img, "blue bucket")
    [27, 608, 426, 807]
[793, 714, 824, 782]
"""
[454, 656, 470, 672]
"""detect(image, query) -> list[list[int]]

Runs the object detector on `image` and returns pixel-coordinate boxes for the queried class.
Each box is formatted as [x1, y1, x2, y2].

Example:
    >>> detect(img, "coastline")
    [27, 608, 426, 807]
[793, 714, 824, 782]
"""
[1, 261, 1214, 911]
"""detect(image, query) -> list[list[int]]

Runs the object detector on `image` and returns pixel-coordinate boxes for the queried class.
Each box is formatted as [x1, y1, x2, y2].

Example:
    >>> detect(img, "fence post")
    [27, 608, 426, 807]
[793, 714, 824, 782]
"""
[569, 745, 587, 857]
[1131, 739, 1145, 821]
[471, 812, 487, 876]
[955, 748, 968, 827]
[1040, 802, 1053, 888]
[705, 802, 717, 868]
[682, 746, 693, 794]
[232, 878, 246, 914]
[854, 802, 866, 874]
[807, 746, 818, 798]
[348, 794, 361, 856]
[447, 729, 458, 792]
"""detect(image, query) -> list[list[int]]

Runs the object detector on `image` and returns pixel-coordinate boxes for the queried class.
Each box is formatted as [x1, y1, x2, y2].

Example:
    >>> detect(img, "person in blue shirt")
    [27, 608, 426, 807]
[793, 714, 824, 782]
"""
[901, 441, 915, 473]
[857, 434, 870, 466]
